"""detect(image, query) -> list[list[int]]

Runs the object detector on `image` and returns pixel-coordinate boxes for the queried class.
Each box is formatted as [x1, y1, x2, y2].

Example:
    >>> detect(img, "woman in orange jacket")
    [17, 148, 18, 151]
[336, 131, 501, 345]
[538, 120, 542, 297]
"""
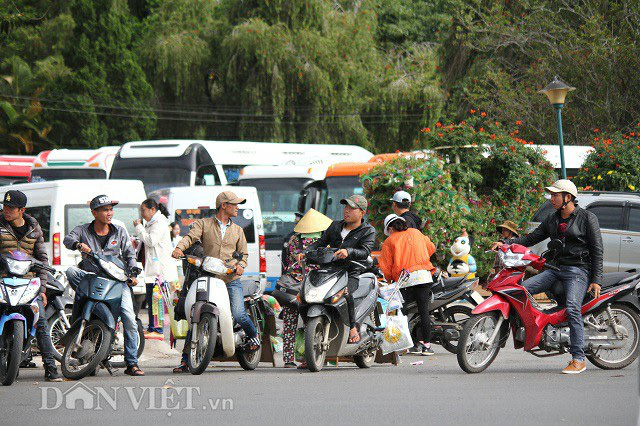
[379, 214, 437, 355]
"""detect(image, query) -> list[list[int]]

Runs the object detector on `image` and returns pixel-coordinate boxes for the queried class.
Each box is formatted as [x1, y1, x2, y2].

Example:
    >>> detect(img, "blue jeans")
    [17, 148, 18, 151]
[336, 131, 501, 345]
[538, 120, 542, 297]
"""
[227, 279, 258, 339]
[522, 265, 590, 361]
[66, 267, 139, 366]
[36, 297, 58, 374]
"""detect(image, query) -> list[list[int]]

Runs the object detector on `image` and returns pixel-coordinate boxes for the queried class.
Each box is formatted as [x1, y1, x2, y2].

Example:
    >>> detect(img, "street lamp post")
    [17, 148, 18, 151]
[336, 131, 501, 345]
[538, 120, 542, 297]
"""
[539, 77, 575, 180]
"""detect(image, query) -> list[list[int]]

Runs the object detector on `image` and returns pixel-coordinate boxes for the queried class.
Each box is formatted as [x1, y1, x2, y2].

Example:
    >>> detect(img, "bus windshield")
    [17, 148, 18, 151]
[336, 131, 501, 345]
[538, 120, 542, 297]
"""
[110, 166, 191, 193]
[31, 168, 107, 181]
[238, 178, 309, 249]
[322, 176, 364, 220]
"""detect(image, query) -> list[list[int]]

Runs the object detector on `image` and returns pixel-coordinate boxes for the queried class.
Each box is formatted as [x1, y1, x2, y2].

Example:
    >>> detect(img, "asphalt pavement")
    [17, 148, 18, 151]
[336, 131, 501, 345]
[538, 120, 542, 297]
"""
[2, 337, 638, 426]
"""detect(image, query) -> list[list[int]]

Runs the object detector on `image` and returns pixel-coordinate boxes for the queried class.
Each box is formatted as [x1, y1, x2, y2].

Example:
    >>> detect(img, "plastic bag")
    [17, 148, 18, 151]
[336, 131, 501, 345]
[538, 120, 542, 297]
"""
[379, 282, 404, 312]
[381, 313, 413, 355]
[294, 328, 305, 360]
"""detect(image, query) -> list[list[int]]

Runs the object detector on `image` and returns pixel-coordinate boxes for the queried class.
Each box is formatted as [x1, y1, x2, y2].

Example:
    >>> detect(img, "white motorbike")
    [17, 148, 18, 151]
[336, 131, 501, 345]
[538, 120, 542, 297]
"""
[182, 252, 266, 375]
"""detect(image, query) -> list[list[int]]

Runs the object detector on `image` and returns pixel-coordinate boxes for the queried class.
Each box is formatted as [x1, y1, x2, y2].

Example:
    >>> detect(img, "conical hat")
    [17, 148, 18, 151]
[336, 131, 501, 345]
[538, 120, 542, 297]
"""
[294, 209, 333, 234]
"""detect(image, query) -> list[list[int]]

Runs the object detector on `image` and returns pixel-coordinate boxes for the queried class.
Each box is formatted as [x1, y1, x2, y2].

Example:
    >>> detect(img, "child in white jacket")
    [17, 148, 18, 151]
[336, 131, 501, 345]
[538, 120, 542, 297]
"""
[134, 199, 178, 338]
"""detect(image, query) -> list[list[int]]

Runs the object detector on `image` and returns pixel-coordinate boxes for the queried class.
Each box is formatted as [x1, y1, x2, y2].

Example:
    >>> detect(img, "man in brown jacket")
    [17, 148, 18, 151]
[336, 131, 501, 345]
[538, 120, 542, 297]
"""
[171, 191, 258, 372]
[0, 190, 62, 381]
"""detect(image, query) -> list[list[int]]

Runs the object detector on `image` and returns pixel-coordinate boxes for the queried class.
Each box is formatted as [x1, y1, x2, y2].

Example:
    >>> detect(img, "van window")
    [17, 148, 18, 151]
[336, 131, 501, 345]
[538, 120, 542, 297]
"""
[175, 208, 255, 243]
[65, 204, 141, 235]
[587, 205, 624, 230]
[531, 200, 555, 223]
[195, 165, 220, 186]
[25, 206, 52, 240]
[31, 169, 107, 181]
[628, 208, 640, 233]
[323, 176, 364, 220]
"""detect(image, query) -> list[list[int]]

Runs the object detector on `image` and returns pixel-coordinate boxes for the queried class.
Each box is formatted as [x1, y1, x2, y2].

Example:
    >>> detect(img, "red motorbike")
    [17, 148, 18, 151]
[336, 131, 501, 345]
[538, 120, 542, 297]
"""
[457, 242, 640, 373]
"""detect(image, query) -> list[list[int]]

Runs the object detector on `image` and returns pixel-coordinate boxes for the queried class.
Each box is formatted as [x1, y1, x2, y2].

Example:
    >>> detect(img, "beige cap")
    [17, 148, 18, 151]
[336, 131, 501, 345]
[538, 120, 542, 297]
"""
[294, 209, 333, 234]
[545, 179, 578, 198]
[216, 191, 246, 208]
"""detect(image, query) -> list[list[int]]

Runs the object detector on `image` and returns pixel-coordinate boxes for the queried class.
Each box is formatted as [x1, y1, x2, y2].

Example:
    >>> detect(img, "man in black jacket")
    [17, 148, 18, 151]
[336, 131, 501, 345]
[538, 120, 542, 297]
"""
[491, 180, 603, 374]
[299, 194, 376, 343]
[391, 191, 422, 229]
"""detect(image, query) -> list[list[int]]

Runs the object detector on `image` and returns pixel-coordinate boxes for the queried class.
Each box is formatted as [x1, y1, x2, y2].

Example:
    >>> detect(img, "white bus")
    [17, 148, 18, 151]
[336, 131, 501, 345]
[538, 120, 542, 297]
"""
[110, 140, 373, 193]
[526, 144, 593, 178]
[30, 147, 120, 181]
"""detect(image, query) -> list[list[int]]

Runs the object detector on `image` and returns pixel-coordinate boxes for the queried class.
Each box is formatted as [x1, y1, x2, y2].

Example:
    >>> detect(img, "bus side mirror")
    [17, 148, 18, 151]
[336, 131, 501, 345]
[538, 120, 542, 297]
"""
[297, 189, 309, 214]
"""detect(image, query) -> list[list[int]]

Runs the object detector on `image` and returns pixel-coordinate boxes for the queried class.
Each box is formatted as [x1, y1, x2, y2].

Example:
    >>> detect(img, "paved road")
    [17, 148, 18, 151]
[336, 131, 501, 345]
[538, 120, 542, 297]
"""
[3, 342, 638, 425]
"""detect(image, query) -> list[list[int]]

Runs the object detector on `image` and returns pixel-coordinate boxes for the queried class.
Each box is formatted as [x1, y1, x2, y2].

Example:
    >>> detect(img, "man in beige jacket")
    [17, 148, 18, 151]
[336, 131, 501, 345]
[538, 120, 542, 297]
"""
[172, 191, 259, 362]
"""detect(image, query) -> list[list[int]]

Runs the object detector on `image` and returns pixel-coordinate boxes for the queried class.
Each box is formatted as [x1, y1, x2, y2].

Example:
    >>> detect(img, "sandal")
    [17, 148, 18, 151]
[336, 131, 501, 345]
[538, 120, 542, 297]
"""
[124, 364, 145, 376]
[173, 361, 189, 373]
[347, 325, 361, 344]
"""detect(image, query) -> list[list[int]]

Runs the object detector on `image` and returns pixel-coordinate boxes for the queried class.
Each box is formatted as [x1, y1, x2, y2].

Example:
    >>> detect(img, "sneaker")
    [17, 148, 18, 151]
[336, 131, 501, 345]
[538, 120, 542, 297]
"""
[45, 370, 63, 382]
[145, 331, 164, 340]
[408, 344, 423, 354]
[562, 359, 586, 374]
[283, 362, 297, 368]
[421, 344, 435, 356]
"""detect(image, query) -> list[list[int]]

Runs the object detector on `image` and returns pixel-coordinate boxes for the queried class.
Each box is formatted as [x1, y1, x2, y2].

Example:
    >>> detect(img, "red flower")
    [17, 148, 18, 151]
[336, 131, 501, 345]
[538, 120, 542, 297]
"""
[490, 134, 496, 140]
[470, 109, 476, 114]
[438, 133, 444, 137]
[436, 122, 442, 128]
[479, 127, 484, 132]
[516, 120, 522, 125]
[529, 170, 534, 175]
[422, 127, 431, 133]
[481, 112, 487, 117]
[593, 128, 599, 133]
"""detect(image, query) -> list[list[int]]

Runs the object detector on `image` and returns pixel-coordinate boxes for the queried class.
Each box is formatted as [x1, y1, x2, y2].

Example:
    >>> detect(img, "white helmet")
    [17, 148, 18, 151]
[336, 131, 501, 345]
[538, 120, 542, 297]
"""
[384, 213, 406, 236]
[545, 179, 578, 198]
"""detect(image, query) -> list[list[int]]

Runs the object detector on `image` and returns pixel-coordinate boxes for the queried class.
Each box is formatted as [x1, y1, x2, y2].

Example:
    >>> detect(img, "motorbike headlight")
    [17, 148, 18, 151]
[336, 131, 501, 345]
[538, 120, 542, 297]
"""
[98, 258, 128, 281]
[18, 280, 40, 305]
[6, 258, 31, 276]
[304, 277, 338, 303]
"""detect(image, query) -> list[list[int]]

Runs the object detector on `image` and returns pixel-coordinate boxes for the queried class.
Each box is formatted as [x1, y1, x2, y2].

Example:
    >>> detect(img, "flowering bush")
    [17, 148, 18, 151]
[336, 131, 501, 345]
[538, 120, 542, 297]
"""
[575, 127, 640, 192]
[362, 113, 555, 280]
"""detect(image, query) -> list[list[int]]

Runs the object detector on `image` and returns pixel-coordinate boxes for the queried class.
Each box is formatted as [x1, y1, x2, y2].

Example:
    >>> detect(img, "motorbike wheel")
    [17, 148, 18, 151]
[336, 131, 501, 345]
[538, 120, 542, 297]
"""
[457, 312, 503, 374]
[0, 321, 24, 386]
[110, 319, 145, 369]
[61, 320, 113, 380]
[353, 351, 375, 368]
[587, 304, 640, 370]
[236, 306, 262, 371]
[441, 305, 473, 354]
[305, 316, 328, 372]
[188, 313, 217, 375]
[48, 311, 72, 363]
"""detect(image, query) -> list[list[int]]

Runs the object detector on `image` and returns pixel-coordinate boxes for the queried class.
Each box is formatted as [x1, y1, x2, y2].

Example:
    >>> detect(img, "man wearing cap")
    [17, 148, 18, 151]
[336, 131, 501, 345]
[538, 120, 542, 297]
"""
[299, 194, 376, 344]
[391, 191, 422, 230]
[0, 190, 62, 381]
[63, 195, 144, 376]
[491, 179, 603, 374]
[172, 191, 260, 355]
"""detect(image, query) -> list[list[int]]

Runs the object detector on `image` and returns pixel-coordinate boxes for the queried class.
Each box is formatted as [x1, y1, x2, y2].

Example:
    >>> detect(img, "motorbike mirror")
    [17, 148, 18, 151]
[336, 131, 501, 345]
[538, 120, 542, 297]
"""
[547, 239, 564, 251]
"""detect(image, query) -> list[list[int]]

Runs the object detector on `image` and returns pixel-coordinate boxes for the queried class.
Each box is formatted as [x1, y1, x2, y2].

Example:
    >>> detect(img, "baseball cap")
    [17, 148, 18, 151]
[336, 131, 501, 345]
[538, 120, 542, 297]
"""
[90, 195, 119, 210]
[384, 213, 406, 236]
[216, 191, 246, 208]
[545, 179, 578, 198]
[390, 191, 412, 204]
[2, 190, 27, 208]
[340, 194, 368, 211]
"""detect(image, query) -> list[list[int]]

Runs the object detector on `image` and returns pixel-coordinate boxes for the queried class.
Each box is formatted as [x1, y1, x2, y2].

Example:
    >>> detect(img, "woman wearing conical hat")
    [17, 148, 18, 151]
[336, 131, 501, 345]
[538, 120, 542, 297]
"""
[279, 209, 332, 368]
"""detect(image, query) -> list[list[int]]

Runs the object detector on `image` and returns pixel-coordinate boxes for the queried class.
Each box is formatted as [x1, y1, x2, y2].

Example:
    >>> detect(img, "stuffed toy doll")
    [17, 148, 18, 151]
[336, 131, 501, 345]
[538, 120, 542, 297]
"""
[447, 229, 477, 278]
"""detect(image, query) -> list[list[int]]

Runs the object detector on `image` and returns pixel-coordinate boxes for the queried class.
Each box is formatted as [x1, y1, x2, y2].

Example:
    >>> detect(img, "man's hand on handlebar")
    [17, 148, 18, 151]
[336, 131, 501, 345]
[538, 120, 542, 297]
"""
[130, 277, 138, 286]
[334, 249, 349, 260]
[490, 241, 504, 251]
[172, 248, 184, 259]
[78, 243, 91, 254]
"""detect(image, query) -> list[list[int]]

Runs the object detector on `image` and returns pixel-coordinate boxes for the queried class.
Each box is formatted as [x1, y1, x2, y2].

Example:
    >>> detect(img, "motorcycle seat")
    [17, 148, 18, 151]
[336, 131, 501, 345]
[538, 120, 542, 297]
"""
[242, 280, 260, 297]
[352, 273, 376, 299]
[601, 272, 640, 289]
[432, 276, 466, 293]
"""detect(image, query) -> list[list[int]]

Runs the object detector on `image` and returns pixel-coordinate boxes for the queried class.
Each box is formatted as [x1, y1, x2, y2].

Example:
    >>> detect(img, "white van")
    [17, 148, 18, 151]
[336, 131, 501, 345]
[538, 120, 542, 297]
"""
[148, 186, 267, 290]
[0, 180, 148, 304]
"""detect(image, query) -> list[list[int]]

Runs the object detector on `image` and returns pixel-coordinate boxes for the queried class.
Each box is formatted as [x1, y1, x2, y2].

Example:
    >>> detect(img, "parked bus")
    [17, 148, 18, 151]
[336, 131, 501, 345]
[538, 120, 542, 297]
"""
[525, 144, 592, 179]
[30, 147, 119, 181]
[0, 155, 34, 185]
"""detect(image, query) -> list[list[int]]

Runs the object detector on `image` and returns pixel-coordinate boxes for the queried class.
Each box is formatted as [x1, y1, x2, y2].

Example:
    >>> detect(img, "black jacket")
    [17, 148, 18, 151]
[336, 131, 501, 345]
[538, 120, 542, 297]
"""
[0, 214, 48, 292]
[506, 206, 604, 285]
[308, 220, 376, 272]
[401, 211, 422, 230]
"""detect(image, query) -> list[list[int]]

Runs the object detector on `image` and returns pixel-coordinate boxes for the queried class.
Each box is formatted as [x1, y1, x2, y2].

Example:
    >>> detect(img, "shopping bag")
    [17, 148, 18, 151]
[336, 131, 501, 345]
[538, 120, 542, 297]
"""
[381, 313, 413, 355]
[378, 282, 404, 312]
[294, 328, 305, 360]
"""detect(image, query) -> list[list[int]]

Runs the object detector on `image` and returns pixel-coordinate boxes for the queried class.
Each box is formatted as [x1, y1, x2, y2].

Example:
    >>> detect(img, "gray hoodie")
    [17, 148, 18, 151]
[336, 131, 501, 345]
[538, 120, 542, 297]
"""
[63, 221, 137, 273]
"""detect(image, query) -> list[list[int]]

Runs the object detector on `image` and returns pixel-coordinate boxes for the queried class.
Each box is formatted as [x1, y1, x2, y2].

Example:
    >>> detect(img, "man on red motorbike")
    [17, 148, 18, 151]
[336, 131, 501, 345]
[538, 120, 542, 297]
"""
[491, 179, 603, 374]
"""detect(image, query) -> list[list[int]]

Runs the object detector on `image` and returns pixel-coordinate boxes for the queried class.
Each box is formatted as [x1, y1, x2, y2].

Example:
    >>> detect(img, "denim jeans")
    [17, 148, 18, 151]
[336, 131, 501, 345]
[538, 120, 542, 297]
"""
[145, 283, 163, 333]
[227, 279, 258, 339]
[522, 265, 590, 361]
[66, 267, 139, 366]
[36, 297, 58, 374]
